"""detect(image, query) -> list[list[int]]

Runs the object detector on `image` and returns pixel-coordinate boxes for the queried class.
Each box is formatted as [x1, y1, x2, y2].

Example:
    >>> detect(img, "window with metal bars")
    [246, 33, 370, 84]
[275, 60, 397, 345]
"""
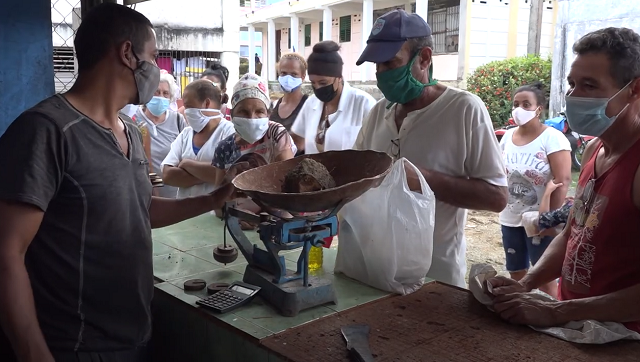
[53, 47, 75, 72]
[53, 47, 76, 93]
[339, 16, 351, 43]
[240, 0, 266, 7]
[427, 5, 460, 54]
[319, 21, 324, 41]
[305, 24, 311, 46]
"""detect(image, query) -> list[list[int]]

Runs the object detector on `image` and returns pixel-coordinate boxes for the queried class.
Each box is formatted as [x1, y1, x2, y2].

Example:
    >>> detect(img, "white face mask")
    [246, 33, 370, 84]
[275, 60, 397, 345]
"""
[232, 117, 269, 144]
[184, 108, 222, 133]
[511, 107, 539, 126]
[278, 75, 303, 93]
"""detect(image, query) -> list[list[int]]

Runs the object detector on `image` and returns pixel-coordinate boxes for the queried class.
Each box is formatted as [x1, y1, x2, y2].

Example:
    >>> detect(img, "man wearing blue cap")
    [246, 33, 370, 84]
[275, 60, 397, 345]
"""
[354, 9, 508, 288]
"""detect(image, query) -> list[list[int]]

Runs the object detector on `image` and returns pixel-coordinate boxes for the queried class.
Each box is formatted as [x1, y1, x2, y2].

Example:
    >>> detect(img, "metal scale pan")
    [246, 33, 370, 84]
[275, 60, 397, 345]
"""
[232, 149, 393, 220]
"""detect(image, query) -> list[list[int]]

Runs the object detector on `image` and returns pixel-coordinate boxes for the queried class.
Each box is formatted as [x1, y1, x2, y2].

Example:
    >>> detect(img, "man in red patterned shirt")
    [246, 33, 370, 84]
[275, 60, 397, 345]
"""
[488, 27, 640, 332]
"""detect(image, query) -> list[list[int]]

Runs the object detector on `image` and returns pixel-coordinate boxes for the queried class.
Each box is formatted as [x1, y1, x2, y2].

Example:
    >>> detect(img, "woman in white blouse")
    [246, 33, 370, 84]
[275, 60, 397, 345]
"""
[161, 79, 235, 199]
[291, 41, 376, 154]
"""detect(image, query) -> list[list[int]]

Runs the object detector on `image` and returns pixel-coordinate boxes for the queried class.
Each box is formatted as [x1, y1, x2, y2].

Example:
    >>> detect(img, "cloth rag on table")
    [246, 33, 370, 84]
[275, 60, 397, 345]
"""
[468, 264, 640, 344]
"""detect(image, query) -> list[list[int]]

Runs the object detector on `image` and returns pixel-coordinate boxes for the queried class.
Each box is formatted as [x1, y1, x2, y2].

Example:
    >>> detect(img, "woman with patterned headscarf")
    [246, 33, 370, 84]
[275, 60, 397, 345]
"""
[208, 74, 296, 227]
[209, 73, 296, 186]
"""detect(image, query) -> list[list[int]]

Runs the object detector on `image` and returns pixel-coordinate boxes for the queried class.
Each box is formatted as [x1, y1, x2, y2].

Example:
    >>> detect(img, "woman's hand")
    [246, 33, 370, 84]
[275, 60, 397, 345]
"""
[544, 180, 563, 195]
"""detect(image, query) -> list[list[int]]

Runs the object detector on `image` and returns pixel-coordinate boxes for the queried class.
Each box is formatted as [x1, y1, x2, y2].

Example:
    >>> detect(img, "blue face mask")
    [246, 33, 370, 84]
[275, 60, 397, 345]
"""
[564, 83, 630, 137]
[278, 75, 303, 93]
[146, 96, 170, 116]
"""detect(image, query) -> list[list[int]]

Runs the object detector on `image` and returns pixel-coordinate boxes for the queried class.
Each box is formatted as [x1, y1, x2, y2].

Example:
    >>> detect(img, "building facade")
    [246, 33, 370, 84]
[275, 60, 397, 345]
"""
[241, 0, 558, 87]
[549, 0, 639, 115]
[51, 0, 241, 94]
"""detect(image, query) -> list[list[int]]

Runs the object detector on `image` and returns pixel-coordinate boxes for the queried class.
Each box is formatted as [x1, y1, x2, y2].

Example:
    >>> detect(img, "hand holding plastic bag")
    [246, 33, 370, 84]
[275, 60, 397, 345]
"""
[334, 158, 435, 295]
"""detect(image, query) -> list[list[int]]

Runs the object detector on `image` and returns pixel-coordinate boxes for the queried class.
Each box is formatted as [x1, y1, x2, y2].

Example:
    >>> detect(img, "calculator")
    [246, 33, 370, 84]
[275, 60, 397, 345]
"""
[196, 281, 261, 314]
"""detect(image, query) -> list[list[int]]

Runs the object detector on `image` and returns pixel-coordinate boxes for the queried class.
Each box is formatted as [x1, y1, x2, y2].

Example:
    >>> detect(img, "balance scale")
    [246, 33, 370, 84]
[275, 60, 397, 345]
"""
[212, 150, 393, 317]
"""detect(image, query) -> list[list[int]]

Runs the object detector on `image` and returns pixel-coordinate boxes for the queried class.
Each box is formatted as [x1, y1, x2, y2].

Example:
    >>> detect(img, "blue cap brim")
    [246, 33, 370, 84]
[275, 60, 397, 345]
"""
[356, 40, 406, 66]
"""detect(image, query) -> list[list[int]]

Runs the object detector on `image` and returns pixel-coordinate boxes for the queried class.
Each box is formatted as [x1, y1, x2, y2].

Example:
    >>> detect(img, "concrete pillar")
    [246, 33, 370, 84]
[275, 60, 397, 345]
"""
[361, 0, 374, 82]
[290, 14, 299, 52]
[322, 7, 332, 41]
[248, 25, 256, 74]
[222, 0, 240, 90]
[221, 52, 240, 92]
[527, 0, 545, 55]
[0, 0, 54, 136]
[267, 19, 277, 81]
[415, 0, 428, 21]
[260, 26, 268, 79]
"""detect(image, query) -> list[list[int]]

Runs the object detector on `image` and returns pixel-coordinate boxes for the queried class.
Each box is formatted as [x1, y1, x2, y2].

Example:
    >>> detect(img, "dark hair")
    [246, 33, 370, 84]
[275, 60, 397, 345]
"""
[406, 36, 434, 56]
[185, 79, 223, 108]
[307, 41, 343, 77]
[201, 64, 228, 88]
[313, 40, 341, 54]
[74, 3, 153, 72]
[202, 64, 229, 103]
[513, 82, 546, 108]
[573, 27, 640, 88]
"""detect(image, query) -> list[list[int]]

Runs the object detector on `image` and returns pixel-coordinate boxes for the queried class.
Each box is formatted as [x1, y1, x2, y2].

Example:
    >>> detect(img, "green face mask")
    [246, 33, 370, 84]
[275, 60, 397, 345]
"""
[376, 56, 438, 108]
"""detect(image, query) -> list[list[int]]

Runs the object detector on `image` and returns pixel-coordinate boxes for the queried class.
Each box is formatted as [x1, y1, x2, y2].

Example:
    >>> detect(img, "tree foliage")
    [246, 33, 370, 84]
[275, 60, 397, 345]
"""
[467, 55, 552, 128]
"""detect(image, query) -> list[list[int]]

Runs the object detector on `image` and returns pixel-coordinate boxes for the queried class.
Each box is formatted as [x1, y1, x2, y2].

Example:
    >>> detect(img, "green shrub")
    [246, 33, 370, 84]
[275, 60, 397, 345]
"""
[466, 55, 552, 128]
[239, 57, 249, 76]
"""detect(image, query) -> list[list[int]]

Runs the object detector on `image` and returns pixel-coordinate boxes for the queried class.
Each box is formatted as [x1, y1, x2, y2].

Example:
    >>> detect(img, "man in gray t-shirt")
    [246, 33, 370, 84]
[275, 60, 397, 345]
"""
[0, 4, 246, 362]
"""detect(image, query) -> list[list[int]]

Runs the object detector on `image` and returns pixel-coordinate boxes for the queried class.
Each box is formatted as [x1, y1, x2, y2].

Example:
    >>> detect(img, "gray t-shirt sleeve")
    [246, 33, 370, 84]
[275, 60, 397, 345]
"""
[0, 112, 66, 211]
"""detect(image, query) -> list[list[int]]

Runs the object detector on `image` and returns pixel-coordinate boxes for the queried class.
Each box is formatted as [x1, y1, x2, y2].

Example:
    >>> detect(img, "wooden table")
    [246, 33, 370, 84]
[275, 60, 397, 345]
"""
[260, 282, 640, 362]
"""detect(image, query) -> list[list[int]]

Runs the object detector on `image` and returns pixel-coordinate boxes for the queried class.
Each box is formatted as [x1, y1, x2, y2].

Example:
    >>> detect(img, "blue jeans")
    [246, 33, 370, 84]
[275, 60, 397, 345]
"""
[501, 225, 553, 272]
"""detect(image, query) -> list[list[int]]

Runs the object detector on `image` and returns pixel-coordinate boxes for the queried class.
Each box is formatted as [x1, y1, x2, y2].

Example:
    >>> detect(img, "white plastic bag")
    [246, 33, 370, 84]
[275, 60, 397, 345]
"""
[334, 158, 435, 295]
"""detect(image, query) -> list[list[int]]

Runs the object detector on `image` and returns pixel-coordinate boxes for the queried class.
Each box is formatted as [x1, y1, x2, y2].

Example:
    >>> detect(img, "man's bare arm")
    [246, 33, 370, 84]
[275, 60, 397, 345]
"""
[149, 184, 231, 228]
[519, 227, 569, 291]
[406, 166, 508, 213]
[0, 201, 54, 362]
[150, 163, 249, 228]
[162, 165, 203, 188]
[555, 283, 640, 324]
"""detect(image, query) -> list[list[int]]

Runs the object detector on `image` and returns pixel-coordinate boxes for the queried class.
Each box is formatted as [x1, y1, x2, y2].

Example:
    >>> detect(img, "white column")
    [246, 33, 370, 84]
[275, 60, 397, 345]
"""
[221, 0, 240, 90]
[361, 0, 373, 82]
[322, 7, 332, 41]
[415, 0, 428, 21]
[290, 14, 299, 52]
[267, 19, 277, 81]
[248, 25, 256, 74]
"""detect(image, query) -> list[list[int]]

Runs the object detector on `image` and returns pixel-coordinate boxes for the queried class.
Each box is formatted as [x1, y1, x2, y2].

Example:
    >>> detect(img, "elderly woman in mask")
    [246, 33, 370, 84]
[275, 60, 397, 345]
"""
[207, 73, 296, 226]
[132, 71, 187, 197]
[210, 73, 295, 180]
[161, 79, 235, 200]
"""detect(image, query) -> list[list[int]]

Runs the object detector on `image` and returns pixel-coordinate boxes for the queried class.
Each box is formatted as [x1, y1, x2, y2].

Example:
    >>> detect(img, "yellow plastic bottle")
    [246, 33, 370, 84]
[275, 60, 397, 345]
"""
[308, 245, 323, 271]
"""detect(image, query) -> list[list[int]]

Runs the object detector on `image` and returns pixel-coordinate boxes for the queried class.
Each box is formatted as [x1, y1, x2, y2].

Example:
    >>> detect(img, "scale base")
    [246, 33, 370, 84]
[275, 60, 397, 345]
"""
[243, 265, 336, 317]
